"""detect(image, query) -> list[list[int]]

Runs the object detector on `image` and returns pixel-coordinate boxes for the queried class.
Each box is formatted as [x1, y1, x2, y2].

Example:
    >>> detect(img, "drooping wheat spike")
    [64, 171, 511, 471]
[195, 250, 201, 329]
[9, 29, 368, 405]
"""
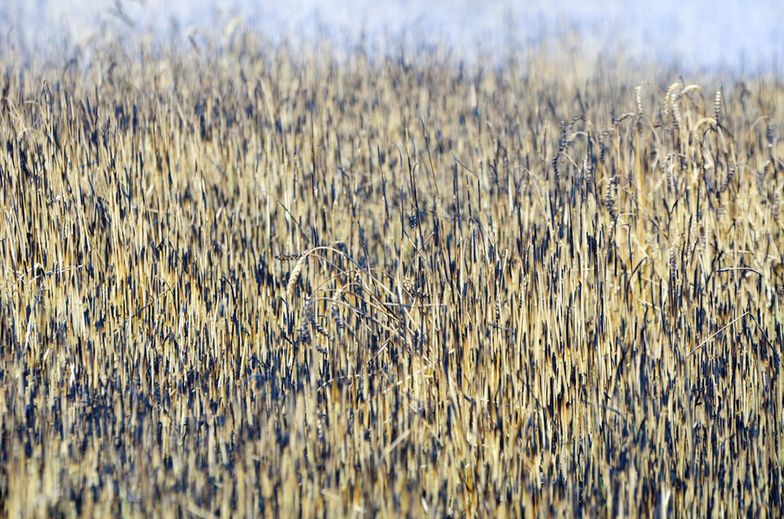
[303, 296, 315, 324]
[276, 253, 302, 261]
[293, 296, 317, 345]
[612, 112, 635, 125]
[671, 90, 683, 131]
[694, 117, 717, 136]
[313, 321, 330, 338]
[295, 321, 312, 346]
[304, 295, 329, 338]
[286, 254, 307, 299]
[681, 84, 702, 96]
[605, 176, 618, 222]
[664, 82, 681, 125]
[713, 89, 722, 125]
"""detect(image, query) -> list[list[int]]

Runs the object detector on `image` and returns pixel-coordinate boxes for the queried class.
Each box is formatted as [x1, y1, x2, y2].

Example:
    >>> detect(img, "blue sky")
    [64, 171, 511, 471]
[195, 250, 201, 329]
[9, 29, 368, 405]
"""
[2, 0, 782, 73]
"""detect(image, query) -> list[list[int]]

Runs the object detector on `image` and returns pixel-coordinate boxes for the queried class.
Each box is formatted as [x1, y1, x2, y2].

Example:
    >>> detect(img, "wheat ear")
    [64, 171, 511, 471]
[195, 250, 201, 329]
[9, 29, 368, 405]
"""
[286, 254, 307, 299]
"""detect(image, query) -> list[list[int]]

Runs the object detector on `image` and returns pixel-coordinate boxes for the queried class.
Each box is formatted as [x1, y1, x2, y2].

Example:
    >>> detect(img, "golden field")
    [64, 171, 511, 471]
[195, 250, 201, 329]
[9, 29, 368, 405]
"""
[0, 33, 783, 516]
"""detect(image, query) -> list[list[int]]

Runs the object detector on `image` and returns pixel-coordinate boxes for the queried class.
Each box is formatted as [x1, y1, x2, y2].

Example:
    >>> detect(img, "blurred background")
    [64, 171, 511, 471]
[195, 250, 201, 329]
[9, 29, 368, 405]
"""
[1, 0, 782, 73]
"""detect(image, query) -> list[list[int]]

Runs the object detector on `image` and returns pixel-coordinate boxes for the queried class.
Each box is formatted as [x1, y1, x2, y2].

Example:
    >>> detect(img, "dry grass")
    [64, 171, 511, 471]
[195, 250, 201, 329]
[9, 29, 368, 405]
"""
[0, 32, 783, 517]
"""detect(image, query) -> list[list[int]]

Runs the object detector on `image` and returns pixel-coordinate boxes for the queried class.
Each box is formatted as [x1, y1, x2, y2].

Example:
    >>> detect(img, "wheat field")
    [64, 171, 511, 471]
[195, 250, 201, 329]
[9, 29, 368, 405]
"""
[0, 31, 783, 517]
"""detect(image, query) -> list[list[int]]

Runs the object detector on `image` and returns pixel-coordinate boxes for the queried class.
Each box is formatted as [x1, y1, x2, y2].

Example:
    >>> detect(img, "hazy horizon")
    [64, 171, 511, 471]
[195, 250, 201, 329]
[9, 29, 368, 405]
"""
[1, 0, 782, 73]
